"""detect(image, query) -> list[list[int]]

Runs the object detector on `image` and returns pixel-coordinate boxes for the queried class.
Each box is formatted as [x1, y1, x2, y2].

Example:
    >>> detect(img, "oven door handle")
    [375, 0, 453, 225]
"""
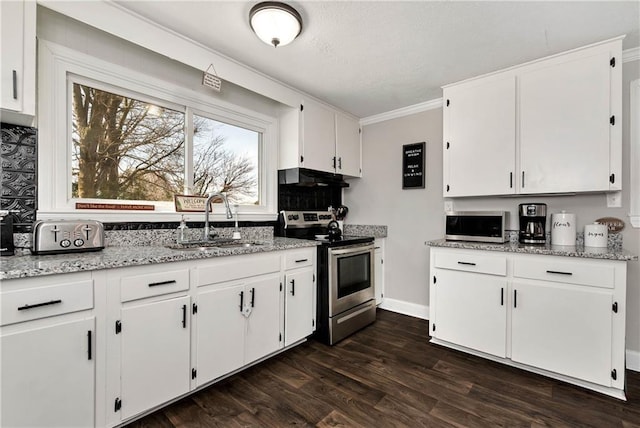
[328, 244, 375, 257]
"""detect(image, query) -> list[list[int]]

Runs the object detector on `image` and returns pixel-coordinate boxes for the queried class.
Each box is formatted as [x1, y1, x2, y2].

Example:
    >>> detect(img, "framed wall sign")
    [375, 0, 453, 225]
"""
[402, 142, 425, 189]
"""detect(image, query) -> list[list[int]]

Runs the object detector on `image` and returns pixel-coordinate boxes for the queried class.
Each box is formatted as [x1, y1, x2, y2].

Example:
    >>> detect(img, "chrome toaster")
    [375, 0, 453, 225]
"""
[32, 220, 105, 255]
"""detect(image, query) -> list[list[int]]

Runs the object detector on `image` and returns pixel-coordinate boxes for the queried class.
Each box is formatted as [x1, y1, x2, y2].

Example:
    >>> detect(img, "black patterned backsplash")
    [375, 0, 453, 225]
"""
[1, 123, 37, 232]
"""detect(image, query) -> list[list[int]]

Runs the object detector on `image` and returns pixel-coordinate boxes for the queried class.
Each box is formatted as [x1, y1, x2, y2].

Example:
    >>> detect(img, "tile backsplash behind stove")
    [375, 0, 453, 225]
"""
[1, 123, 37, 232]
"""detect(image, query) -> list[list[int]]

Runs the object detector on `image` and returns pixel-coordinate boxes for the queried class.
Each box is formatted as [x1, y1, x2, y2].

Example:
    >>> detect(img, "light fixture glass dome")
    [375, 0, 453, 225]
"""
[249, 2, 302, 48]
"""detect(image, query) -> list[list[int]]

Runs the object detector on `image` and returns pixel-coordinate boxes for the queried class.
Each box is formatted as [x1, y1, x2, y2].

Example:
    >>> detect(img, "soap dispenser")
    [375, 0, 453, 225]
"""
[176, 215, 189, 243]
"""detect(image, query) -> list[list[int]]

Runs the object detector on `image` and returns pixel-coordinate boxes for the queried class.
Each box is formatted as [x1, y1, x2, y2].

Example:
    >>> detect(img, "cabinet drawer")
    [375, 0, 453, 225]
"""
[434, 251, 507, 276]
[197, 253, 281, 287]
[1, 280, 93, 326]
[284, 248, 315, 270]
[513, 257, 615, 289]
[121, 268, 189, 302]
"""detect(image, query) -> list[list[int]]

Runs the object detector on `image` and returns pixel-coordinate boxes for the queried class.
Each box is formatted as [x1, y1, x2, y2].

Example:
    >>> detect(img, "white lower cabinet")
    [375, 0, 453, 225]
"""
[429, 247, 627, 399]
[284, 249, 316, 346]
[120, 295, 191, 420]
[0, 273, 95, 428]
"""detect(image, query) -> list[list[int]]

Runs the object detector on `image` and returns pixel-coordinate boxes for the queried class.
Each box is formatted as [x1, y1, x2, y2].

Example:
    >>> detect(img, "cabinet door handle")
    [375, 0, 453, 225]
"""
[509, 172, 513, 189]
[522, 171, 525, 188]
[250, 287, 255, 308]
[239, 291, 244, 311]
[457, 261, 476, 266]
[148, 280, 177, 287]
[546, 270, 573, 276]
[514, 290, 518, 308]
[295, 259, 308, 263]
[332, 157, 336, 169]
[500, 288, 504, 306]
[18, 299, 62, 311]
[12, 70, 17, 100]
[290, 279, 295, 296]
[87, 330, 92, 360]
[338, 157, 342, 169]
[181, 304, 187, 328]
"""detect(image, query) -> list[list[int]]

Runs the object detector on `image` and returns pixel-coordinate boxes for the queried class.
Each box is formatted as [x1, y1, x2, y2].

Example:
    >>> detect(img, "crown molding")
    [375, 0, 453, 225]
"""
[623, 46, 640, 63]
[360, 98, 443, 126]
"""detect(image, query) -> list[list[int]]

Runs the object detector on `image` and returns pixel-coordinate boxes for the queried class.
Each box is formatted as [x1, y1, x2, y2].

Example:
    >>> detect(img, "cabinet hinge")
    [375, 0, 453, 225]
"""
[192, 368, 197, 379]
[300, 104, 304, 112]
[312, 319, 315, 327]
[359, 128, 362, 134]
[612, 302, 618, 313]
[313, 274, 316, 282]
[381, 259, 383, 265]
[114, 398, 122, 412]
[432, 324, 436, 332]
[610, 57, 616, 68]
[612, 369, 617, 380]
[446, 142, 450, 149]
[115, 320, 122, 334]
[433, 276, 436, 284]
[446, 99, 450, 107]
[610, 173, 615, 184]
[192, 303, 198, 314]
[446, 185, 450, 192]
[300, 155, 304, 163]
[610, 115, 615, 126]
[279, 333, 282, 342]
[359, 168, 362, 174]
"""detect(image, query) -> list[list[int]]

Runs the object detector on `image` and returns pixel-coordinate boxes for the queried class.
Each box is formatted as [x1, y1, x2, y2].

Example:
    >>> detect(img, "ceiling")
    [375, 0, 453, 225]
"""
[113, 1, 640, 119]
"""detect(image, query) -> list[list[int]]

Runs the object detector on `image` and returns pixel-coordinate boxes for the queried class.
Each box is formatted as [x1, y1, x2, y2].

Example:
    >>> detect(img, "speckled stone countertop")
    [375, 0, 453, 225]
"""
[343, 224, 387, 239]
[0, 238, 319, 281]
[428, 239, 637, 261]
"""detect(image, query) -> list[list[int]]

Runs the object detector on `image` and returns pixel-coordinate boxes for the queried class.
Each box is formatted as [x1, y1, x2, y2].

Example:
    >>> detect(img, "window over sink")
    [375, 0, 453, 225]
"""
[38, 41, 276, 221]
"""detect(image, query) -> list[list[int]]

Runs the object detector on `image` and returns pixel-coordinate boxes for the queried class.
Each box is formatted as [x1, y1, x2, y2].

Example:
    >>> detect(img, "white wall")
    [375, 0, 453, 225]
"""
[346, 60, 640, 362]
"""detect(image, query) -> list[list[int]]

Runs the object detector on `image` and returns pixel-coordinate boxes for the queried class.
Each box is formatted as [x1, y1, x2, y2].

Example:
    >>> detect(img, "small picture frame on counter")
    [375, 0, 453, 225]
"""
[402, 142, 425, 189]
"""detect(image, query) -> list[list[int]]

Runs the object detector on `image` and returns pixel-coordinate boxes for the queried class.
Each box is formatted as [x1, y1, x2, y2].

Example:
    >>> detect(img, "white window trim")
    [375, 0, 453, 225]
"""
[630, 78, 640, 228]
[38, 40, 278, 223]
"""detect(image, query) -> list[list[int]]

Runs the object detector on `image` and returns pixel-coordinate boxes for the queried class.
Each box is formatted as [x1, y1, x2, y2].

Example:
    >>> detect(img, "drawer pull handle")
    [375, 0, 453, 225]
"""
[457, 261, 476, 266]
[546, 270, 573, 276]
[295, 259, 308, 263]
[148, 280, 177, 287]
[18, 299, 62, 311]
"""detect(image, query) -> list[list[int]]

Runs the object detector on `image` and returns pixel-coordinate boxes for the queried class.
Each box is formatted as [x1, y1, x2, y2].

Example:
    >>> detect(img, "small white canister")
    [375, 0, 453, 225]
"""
[584, 223, 608, 248]
[551, 211, 576, 246]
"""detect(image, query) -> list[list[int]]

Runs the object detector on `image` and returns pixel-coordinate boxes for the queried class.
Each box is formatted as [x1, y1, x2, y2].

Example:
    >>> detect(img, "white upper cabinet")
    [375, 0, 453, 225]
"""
[279, 98, 362, 177]
[442, 37, 623, 197]
[0, 0, 36, 125]
[443, 76, 516, 197]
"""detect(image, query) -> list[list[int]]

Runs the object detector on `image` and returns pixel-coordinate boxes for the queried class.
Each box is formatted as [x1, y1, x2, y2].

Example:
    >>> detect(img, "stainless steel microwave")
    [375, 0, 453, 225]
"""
[445, 211, 509, 243]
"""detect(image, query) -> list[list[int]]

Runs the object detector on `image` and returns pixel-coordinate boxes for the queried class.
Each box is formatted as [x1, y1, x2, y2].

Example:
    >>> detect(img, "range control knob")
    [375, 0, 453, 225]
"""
[293, 214, 299, 220]
[74, 239, 85, 247]
[288, 215, 294, 220]
[60, 239, 72, 248]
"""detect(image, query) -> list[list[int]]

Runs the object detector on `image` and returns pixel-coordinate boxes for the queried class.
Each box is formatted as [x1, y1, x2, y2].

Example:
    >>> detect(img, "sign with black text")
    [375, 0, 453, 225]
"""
[402, 142, 425, 189]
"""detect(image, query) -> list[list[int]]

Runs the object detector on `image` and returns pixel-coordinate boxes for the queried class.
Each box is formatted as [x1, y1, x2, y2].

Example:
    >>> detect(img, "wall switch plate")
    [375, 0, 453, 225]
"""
[607, 191, 622, 208]
[444, 200, 454, 212]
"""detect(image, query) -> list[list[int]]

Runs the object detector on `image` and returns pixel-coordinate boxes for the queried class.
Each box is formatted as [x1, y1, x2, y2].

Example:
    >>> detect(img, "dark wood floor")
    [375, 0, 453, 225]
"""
[126, 309, 640, 427]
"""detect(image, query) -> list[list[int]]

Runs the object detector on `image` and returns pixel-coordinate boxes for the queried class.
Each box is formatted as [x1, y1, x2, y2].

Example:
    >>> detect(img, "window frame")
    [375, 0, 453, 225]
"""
[38, 40, 278, 222]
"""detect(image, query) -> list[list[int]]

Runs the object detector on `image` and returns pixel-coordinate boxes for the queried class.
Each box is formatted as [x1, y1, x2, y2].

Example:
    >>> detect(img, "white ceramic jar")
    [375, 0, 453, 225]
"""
[551, 211, 576, 246]
[584, 223, 608, 247]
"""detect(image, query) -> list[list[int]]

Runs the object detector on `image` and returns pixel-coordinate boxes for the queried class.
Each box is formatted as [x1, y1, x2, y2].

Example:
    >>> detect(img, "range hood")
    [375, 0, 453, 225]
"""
[278, 168, 349, 187]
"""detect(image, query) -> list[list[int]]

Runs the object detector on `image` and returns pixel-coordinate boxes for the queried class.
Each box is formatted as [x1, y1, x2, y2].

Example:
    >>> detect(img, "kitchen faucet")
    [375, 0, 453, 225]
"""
[203, 191, 233, 241]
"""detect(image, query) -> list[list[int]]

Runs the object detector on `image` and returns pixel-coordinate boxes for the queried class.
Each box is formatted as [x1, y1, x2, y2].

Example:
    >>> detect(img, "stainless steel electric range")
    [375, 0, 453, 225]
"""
[277, 210, 376, 345]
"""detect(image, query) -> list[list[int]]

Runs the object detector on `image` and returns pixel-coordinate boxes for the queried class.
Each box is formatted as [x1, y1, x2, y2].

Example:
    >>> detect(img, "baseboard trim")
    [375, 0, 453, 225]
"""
[627, 350, 640, 372]
[379, 298, 429, 320]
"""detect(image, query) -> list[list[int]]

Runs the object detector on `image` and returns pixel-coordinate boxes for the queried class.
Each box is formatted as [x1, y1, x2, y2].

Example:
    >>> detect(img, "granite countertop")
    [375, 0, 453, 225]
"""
[428, 239, 637, 261]
[0, 238, 319, 281]
[343, 224, 387, 239]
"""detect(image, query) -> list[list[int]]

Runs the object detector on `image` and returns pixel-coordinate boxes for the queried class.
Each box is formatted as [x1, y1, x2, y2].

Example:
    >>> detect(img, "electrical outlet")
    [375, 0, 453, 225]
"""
[607, 191, 622, 208]
[444, 200, 454, 212]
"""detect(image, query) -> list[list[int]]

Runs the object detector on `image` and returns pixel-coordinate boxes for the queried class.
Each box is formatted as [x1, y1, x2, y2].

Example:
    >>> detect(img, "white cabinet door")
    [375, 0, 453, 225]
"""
[245, 273, 282, 363]
[432, 269, 507, 357]
[519, 51, 612, 193]
[443, 76, 516, 197]
[0, 0, 35, 117]
[511, 281, 613, 386]
[284, 267, 315, 346]
[335, 112, 361, 177]
[301, 98, 336, 173]
[1, 318, 95, 428]
[195, 283, 245, 386]
[121, 296, 191, 420]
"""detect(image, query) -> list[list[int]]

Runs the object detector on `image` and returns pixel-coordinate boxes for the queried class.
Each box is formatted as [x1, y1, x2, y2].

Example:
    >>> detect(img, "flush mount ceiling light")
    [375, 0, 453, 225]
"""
[249, 1, 302, 48]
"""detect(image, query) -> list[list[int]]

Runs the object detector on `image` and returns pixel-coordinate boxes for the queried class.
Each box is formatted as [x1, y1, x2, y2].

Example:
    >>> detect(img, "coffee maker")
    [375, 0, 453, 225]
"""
[519, 203, 547, 244]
